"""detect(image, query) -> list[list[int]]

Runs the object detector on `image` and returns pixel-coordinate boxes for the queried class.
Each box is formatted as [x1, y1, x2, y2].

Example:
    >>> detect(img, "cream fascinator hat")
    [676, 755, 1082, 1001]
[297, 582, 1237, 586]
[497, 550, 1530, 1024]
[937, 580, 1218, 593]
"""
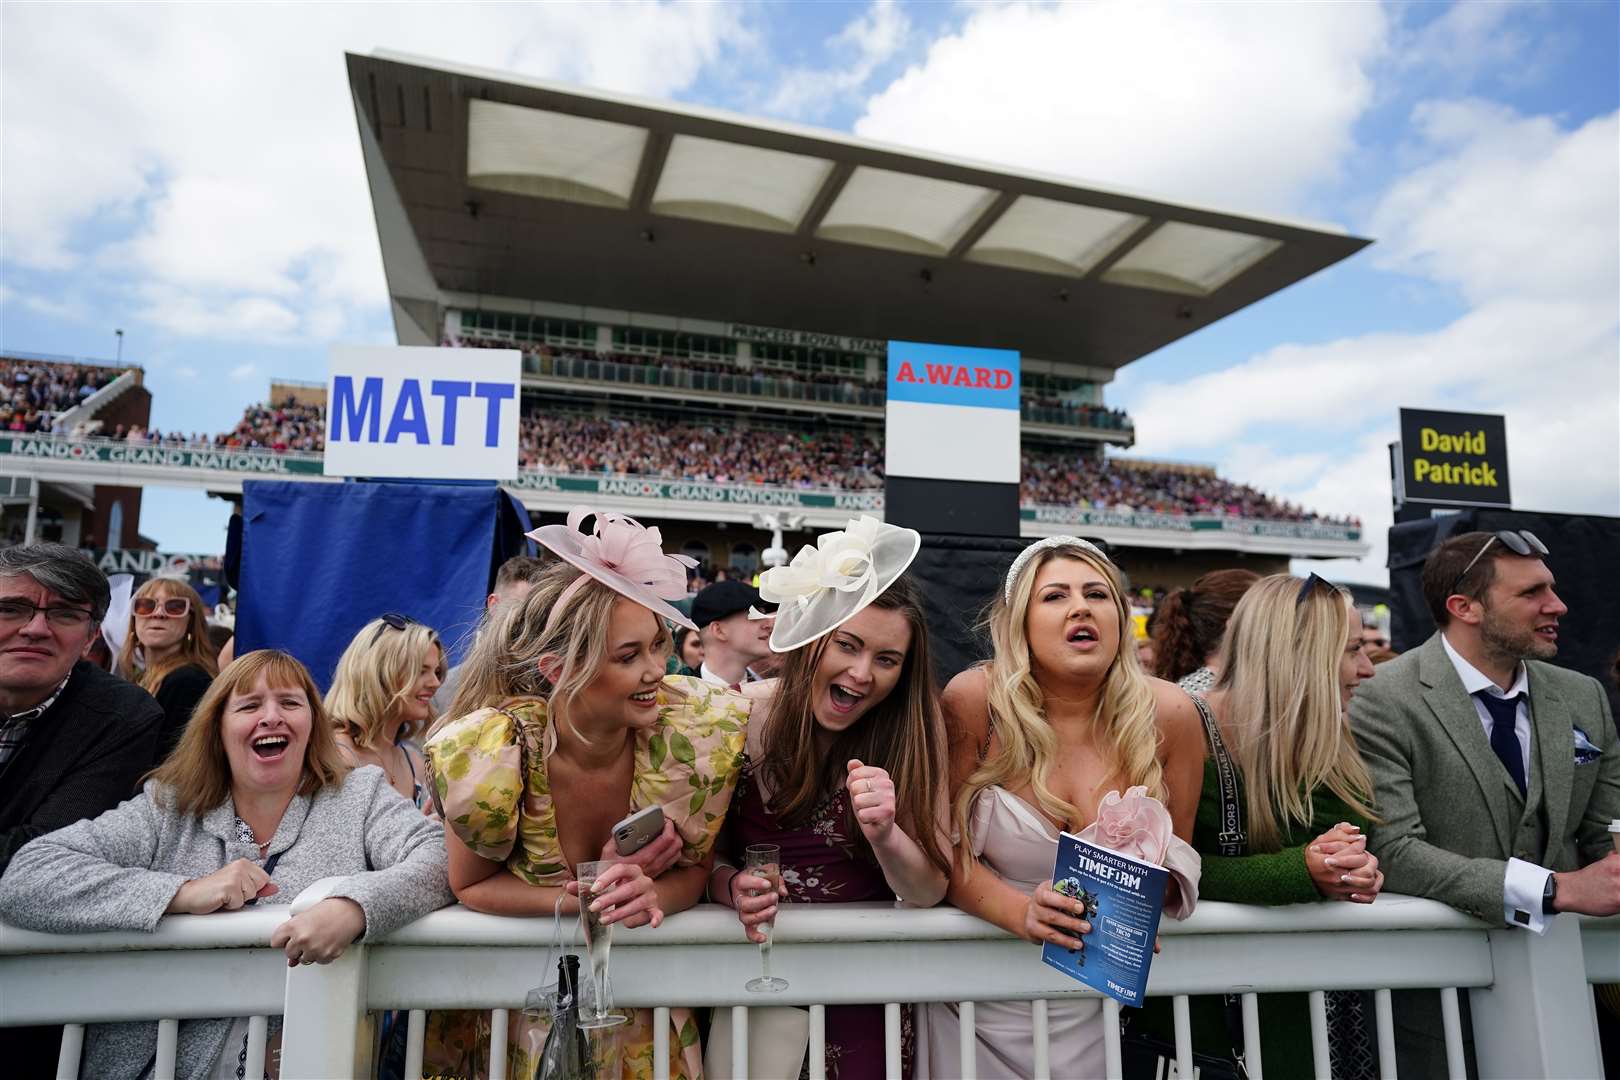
[758, 516, 921, 653]
[1003, 535, 1114, 604]
[526, 506, 699, 632]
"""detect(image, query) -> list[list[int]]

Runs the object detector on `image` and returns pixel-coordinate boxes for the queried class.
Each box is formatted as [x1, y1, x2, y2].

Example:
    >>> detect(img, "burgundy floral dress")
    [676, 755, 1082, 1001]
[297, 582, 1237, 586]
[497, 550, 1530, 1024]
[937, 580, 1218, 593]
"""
[722, 755, 913, 1080]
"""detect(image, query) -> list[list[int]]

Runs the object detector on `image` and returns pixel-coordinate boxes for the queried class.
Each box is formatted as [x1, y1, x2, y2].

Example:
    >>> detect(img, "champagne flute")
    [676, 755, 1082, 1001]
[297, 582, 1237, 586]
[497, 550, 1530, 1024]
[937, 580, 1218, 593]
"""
[576, 860, 629, 1029]
[743, 843, 788, 993]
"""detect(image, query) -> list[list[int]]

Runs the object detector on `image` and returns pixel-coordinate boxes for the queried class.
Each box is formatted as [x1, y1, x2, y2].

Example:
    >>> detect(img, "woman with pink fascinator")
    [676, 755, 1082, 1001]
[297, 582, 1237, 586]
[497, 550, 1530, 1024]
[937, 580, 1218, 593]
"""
[422, 508, 751, 1080]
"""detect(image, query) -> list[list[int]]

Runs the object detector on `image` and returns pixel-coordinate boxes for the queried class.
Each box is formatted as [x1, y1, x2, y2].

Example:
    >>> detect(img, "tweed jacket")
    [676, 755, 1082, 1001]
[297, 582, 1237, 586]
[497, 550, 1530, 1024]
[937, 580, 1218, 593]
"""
[1350, 633, 1620, 923]
[0, 765, 455, 1080]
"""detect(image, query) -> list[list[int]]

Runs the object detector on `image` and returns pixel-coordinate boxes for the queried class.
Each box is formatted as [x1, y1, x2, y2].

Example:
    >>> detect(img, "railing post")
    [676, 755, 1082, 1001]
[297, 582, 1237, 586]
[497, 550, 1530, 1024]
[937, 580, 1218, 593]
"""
[1469, 915, 1602, 1079]
[280, 944, 370, 1079]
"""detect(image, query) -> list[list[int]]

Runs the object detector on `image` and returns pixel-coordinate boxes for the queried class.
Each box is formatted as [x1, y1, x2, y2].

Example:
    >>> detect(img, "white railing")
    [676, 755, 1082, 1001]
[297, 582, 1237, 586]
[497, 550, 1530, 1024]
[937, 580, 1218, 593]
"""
[3, 893, 1613, 1080]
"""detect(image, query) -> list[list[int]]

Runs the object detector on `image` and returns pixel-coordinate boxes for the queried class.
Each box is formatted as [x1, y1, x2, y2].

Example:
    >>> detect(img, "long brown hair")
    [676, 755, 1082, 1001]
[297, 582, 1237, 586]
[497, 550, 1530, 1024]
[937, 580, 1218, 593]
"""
[1152, 569, 1259, 682]
[149, 650, 349, 817]
[437, 561, 673, 750]
[757, 576, 950, 875]
[116, 577, 219, 693]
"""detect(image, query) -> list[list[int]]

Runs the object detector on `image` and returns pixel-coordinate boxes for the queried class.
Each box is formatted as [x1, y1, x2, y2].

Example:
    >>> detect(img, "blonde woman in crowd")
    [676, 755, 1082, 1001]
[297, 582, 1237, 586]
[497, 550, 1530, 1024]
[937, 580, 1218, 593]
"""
[326, 614, 445, 810]
[1134, 572, 1383, 1076]
[423, 508, 750, 1080]
[116, 576, 218, 755]
[0, 650, 453, 1080]
[919, 536, 1204, 1078]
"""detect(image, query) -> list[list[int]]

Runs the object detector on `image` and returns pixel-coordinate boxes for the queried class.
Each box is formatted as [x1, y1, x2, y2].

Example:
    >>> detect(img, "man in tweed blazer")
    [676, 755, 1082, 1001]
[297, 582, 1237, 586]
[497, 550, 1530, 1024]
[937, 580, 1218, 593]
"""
[1351, 530, 1620, 1074]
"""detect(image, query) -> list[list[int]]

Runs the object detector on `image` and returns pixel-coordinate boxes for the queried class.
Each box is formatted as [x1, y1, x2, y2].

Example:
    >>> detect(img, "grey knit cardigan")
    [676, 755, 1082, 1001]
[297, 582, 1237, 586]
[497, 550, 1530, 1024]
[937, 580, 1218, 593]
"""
[0, 765, 454, 1080]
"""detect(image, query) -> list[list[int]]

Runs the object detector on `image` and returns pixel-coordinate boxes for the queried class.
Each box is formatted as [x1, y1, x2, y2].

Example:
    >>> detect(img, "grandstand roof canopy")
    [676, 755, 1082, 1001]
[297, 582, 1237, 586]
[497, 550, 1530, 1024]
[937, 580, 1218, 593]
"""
[349, 50, 1371, 368]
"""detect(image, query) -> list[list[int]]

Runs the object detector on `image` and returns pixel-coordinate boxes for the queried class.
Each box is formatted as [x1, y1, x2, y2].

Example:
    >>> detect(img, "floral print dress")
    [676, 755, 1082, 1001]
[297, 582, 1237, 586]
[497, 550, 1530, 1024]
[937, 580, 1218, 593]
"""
[423, 675, 750, 1080]
[721, 755, 911, 1080]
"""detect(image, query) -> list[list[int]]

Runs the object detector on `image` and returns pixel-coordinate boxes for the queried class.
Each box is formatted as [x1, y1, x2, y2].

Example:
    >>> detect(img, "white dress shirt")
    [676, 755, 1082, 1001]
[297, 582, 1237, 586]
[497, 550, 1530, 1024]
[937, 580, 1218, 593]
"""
[1439, 633, 1551, 932]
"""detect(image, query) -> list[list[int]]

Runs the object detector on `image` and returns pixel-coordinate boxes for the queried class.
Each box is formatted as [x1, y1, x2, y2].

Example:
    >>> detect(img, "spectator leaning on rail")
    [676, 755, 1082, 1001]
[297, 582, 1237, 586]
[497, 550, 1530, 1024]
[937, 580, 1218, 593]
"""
[1351, 530, 1620, 1076]
[0, 649, 454, 1080]
[327, 615, 445, 810]
[1133, 573, 1384, 1079]
[115, 576, 219, 757]
[431, 553, 545, 715]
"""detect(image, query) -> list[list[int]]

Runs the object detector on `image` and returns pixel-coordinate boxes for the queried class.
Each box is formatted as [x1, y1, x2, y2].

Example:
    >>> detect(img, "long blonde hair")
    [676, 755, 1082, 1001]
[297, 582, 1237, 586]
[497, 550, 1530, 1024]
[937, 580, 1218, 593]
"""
[1214, 574, 1378, 851]
[325, 617, 446, 750]
[436, 561, 672, 747]
[116, 577, 218, 693]
[149, 650, 349, 817]
[954, 544, 1162, 865]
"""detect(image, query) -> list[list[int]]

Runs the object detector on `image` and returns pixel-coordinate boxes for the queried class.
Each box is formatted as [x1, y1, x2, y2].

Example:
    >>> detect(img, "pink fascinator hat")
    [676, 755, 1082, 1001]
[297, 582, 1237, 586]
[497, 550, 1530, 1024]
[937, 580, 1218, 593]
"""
[527, 506, 698, 631]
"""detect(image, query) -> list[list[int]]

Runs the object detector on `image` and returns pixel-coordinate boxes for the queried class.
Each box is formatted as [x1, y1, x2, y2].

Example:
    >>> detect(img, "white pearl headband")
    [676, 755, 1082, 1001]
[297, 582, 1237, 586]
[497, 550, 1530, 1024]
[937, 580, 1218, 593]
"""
[1003, 535, 1115, 604]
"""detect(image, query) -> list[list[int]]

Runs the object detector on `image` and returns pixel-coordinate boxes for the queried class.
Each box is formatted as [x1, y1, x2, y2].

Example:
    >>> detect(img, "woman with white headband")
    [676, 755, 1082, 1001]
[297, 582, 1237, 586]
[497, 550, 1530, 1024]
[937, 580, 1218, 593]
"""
[711, 516, 952, 1080]
[917, 536, 1205, 1078]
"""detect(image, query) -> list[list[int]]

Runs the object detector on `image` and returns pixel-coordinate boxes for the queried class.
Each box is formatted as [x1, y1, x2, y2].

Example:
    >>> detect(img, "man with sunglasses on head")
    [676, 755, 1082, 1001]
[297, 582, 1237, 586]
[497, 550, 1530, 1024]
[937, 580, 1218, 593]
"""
[0, 544, 166, 1074]
[1350, 529, 1620, 1075]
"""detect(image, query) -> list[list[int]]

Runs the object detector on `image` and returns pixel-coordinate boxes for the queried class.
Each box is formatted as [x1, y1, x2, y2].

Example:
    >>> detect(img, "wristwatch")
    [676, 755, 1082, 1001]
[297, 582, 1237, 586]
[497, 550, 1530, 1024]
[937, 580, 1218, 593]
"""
[1542, 872, 1558, 916]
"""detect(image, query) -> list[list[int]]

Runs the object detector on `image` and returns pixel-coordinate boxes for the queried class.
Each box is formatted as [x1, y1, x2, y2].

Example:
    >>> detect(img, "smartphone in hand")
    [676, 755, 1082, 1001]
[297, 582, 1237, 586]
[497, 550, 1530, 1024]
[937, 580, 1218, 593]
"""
[613, 805, 666, 856]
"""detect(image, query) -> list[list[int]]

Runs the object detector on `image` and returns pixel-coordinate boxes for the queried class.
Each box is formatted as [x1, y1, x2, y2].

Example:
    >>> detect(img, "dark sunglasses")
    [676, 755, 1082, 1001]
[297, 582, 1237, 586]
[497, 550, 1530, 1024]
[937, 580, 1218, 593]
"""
[1449, 530, 1548, 596]
[369, 612, 420, 647]
[1296, 572, 1335, 606]
[133, 596, 190, 618]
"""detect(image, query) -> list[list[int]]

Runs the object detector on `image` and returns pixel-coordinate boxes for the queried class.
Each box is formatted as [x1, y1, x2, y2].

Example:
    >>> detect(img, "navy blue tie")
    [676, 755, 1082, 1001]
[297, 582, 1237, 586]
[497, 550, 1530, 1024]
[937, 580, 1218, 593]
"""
[1475, 690, 1527, 797]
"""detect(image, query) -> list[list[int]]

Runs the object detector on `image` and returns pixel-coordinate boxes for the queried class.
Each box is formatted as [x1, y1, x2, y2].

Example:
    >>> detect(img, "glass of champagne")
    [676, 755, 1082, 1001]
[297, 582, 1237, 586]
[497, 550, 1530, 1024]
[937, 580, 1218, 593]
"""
[743, 843, 788, 993]
[576, 860, 629, 1029]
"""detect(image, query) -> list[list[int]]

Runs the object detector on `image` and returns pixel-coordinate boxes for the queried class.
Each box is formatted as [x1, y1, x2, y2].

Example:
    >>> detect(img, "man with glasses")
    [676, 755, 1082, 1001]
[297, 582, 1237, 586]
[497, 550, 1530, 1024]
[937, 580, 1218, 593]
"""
[0, 544, 167, 1075]
[0, 544, 164, 876]
[1350, 529, 1620, 1075]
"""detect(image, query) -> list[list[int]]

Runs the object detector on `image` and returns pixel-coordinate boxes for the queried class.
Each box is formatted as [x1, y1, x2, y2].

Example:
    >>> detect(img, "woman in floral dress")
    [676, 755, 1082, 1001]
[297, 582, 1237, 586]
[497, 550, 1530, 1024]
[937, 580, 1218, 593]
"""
[711, 518, 952, 1079]
[423, 509, 751, 1080]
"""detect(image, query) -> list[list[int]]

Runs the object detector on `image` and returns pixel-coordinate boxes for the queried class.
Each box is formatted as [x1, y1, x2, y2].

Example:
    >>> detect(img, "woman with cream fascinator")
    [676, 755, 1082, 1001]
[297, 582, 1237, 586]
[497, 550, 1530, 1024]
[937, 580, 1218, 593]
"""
[916, 536, 1205, 1079]
[710, 515, 952, 1080]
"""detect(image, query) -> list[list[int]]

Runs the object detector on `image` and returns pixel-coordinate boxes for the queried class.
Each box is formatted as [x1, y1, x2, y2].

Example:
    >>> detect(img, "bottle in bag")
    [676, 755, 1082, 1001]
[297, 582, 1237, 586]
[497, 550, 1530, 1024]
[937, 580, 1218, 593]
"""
[535, 954, 594, 1080]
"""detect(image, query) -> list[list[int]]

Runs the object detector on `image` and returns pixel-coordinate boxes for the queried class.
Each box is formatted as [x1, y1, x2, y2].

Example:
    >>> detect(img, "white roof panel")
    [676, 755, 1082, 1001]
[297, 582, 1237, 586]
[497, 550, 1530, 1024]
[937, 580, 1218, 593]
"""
[466, 99, 646, 208]
[1102, 221, 1282, 296]
[651, 135, 834, 233]
[816, 166, 999, 256]
[967, 196, 1148, 277]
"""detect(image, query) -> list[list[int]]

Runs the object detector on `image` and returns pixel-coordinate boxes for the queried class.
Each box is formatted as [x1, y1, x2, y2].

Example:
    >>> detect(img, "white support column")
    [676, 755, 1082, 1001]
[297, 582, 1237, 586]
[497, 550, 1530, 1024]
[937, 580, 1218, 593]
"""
[958, 1001, 977, 1080]
[1470, 916, 1604, 1080]
[281, 943, 370, 1079]
[730, 1005, 748, 1080]
[23, 487, 38, 544]
[55, 1023, 83, 1080]
[808, 1004, 827, 1080]
[1374, 988, 1396, 1078]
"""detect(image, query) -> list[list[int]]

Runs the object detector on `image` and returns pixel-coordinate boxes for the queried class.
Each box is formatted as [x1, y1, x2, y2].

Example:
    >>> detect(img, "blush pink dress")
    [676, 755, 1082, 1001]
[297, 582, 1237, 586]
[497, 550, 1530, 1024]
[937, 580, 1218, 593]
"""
[915, 787, 1201, 1079]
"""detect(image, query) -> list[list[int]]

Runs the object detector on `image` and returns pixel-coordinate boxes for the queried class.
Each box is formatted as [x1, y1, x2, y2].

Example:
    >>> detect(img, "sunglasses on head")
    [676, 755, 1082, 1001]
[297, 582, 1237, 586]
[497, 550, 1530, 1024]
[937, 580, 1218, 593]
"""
[1296, 572, 1336, 606]
[369, 612, 420, 647]
[133, 596, 190, 618]
[1448, 530, 1548, 596]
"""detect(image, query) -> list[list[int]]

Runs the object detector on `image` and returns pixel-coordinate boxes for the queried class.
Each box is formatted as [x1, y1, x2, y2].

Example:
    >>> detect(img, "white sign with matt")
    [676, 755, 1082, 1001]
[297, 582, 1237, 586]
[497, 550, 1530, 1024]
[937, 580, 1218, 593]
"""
[323, 346, 521, 480]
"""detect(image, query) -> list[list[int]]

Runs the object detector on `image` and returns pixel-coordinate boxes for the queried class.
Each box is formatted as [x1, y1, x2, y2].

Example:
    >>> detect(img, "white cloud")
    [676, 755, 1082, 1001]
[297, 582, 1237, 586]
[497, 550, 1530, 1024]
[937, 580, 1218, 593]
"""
[765, 0, 910, 120]
[229, 364, 258, 381]
[1125, 103, 1620, 581]
[0, 3, 751, 341]
[854, 1, 1387, 215]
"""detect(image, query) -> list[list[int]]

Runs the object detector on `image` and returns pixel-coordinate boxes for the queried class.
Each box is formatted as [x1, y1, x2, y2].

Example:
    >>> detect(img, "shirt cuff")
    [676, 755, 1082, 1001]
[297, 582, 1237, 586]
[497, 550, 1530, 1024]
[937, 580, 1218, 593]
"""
[1503, 857, 1552, 933]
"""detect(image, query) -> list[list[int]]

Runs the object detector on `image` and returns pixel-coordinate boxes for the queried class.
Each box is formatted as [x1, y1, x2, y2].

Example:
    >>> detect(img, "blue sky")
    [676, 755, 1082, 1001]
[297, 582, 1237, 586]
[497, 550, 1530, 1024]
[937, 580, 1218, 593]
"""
[3, 1, 1617, 583]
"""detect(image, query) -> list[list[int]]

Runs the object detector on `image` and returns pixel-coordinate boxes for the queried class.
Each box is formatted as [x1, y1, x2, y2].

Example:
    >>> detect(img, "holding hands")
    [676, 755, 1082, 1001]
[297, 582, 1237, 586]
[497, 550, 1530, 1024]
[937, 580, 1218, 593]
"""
[847, 759, 898, 844]
[1024, 880, 1092, 951]
[1307, 822, 1384, 904]
[567, 863, 665, 929]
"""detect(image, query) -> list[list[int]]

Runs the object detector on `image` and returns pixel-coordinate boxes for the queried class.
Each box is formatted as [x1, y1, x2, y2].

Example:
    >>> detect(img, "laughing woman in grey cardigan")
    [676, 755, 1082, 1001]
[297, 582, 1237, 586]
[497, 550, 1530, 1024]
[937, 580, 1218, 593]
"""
[0, 649, 455, 1080]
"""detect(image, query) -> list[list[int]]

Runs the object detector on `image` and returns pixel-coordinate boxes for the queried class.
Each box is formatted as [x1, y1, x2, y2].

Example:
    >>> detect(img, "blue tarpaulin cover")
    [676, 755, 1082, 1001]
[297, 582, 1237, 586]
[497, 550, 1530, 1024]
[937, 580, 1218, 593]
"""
[235, 480, 530, 689]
